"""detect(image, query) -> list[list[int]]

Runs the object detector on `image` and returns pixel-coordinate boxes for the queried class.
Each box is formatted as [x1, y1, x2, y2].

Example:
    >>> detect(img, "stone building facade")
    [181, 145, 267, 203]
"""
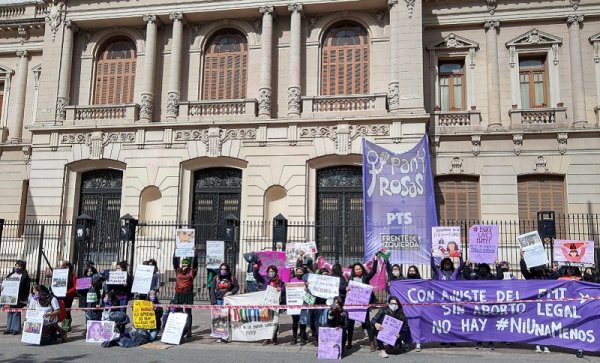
[0, 0, 598, 263]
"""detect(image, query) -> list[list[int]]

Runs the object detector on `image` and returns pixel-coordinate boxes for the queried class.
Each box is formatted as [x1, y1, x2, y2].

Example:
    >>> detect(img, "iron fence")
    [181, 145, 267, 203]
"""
[0, 214, 599, 301]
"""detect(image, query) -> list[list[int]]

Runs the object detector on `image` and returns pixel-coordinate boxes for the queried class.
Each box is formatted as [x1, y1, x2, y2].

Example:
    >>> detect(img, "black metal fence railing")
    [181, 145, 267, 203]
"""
[0, 214, 598, 301]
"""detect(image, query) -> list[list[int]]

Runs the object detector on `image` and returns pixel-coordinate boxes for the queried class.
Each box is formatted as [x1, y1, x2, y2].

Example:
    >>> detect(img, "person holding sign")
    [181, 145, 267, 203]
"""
[325, 296, 348, 356]
[210, 262, 239, 306]
[173, 251, 198, 339]
[253, 264, 285, 345]
[77, 262, 100, 323]
[288, 266, 309, 346]
[347, 257, 378, 352]
[431, 253, 465, 281]
[27, 285, 64, 345]
[56, 261, 77, 333]
[371, 296, 408, 358]
[3, 259, 30, 335]
[104, 261, 133, 309]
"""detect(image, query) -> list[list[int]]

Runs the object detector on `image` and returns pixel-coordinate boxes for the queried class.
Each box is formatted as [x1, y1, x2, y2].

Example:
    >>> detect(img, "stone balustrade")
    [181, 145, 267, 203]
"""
[509, 107, 568, 126]
[178, 99, 257, 122]
[434, 110, 481, 127]
[65, 104, 139, 125]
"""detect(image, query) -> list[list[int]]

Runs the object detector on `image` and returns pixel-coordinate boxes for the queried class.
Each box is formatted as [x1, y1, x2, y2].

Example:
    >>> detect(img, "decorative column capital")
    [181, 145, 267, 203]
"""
[484, 20, 500, 31]
[258, 87, 272, 117]
[388, 82, 400, 110]
[288, 86, 301, 116]
[143, 14, 161, 26]
[169, 11, 185, 23]
[260, 6, 274, 16]
[166, 92, 180, 118]
[140, 93, 154, 120]
[288, 3, 303, 14]
[388, 0, 399, 7]
[65, 19, 78, 32]
[16, 49, 28, 58]
[567, 15, 584, 26]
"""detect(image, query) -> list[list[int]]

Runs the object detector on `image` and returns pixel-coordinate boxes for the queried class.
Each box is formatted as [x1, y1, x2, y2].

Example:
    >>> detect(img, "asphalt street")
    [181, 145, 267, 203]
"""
[0, 309, 598, 362]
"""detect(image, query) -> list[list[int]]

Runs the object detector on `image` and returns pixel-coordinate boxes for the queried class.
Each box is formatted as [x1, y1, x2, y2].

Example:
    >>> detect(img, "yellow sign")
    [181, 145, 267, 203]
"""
[133, 300, 157, 330]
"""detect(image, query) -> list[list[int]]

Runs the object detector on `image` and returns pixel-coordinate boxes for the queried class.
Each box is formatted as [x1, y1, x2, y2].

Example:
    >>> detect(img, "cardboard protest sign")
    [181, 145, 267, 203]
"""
[210, 309, 229, 339]
[432, 227, 462, 258]
[517, 231, 549, 268]
[161, 312, 187, 345]
[0, 274, 21, 305]
[262, 285, 281, 306]
[206, 240, 225, 269]
[51, 268, 69, 297]
[225, 291, 279, 342]
[346, 281, 373, 322]
[468, 225, 499, 264]
[317, 327, 343, 359]
[131, 265, 155, 294]
[255, 251, 290, 282]
[175, 228, 195, 258]
[21, 310, 43, 345]
[133, 300, 157, 329]
[285, 242, 317, 267]
[307, 274, 340, 299]
[76, 277, 92, 290]
[376, 315, 403, 346]
[107, 271, 128, 285]
[86, 320, 116, 343]
[286, 282, 305, 315]
[554, 240, 595, 267]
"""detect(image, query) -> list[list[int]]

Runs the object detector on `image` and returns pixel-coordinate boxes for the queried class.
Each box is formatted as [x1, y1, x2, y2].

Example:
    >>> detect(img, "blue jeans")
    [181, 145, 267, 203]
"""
[216, 300, 224, 306]
[6, 312, 21, 333]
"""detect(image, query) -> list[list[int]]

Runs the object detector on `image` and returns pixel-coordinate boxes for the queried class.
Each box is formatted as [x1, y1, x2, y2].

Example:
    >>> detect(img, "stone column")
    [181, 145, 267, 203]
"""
[567, 15, 587, 126]
[7, 50, 29, 142]
[141, 14, 160, 122]
[387, 0, 400, 111]
[167, 12, 185, 120]
[56, 20, 76, 122]
[484, 20, 502, 129]
[258, 6, 274, 118]
[287, 3, 302, 117]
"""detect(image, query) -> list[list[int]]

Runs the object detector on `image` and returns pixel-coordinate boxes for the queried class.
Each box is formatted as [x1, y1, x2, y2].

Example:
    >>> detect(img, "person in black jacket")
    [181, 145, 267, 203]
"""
[103, 260, 133, 310]
[3, 260, 30, 335]
[347, 256, 378, 352]
[462, 261, 496, 350]
[371, 296, 409, 358]
[210, 262, 239, 306]
[326, 296, 348, 357]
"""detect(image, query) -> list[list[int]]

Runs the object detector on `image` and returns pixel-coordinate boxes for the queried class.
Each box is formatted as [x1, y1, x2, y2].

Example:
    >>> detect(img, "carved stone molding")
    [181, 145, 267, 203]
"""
[22, 145, 31, 164]
[140, 93, 153, 120]
[16, 50, 28, 58]
[143, 14, 161, 26]
[258, 87, 272, 117]
[534, 156, 548, 172]
[169, 12, 185, 23]
[59, 131, 135, 159]
[174, 127, 256, 157]
[567, 15, 584, 27]
[388, 82, 400, 110]
[287, 86, 301, 116]
[450, 157, 464, 173]
[299, 126, 336, 141]
[166, 92, 180, 118]
[513, 134, 523, 155]
[484, 20, 499, 31]
[307, 16, 322, 37]
[433, 136, 440, 155]
[388, 0, 399, 7]
[404, 0, 415, 18]
[259, 6, 274, 16]
[486, 0, 498, 15]
[45, 1, 64, 43]
[471, 135, 481, 156]
[18, 26, 28, 45]
[288, 3, 303, 14]
[350, 125, 390, 141]
[56, 96, 68, 121]
[557, 133, 568, 155]
[570, 0, 581, 10]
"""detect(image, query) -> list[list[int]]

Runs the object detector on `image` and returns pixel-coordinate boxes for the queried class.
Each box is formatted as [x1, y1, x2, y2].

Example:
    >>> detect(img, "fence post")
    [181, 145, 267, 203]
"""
[35, 224, 45, 285]
[0, 218, 4, 255]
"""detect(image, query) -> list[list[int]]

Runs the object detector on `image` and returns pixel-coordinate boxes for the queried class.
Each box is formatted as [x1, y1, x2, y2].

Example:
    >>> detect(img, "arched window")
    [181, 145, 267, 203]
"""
[94, 39, 137, 104]
[203, 30, 248, 100]
[321, 22, 369, 96]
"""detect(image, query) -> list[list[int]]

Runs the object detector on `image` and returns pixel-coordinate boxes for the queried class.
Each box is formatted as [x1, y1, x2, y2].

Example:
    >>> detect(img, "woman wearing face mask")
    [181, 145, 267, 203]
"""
[326, 296, 348, 357]
[288, 266, 309, 345]
[346, 257, 378, 352]
[104, 260, 133, 310]
[28, 284, 64, 344]
[146, 259, 161, 293]
[77, 262, 98, 320]
[210, 262, 238, 343]
[3, 260, 30, 335]
[253, 264, 285, 345]
[431, 254, 464, 281]
[496, 261, 517, 280]
[173, 251, 198, 340]
[371, 296, 408, 358]
[582, 267, 597, 283]
[462, 261, 496, 350]
[405, 265, 421, 279]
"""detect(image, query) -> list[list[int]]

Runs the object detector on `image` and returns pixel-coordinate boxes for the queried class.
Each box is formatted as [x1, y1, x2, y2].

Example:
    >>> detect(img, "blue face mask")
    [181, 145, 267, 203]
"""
[14, 268, 22, 274]
[32, 294, 40, 301]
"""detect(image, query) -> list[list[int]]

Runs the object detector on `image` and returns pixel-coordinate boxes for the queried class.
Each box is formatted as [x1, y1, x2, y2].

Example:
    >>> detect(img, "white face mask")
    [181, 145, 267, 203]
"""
[389, 303, 399, 312]
[392, 271, 400, 277]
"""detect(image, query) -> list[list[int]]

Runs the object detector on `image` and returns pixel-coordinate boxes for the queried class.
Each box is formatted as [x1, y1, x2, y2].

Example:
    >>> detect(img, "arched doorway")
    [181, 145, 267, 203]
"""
[316, 166, 363, 264]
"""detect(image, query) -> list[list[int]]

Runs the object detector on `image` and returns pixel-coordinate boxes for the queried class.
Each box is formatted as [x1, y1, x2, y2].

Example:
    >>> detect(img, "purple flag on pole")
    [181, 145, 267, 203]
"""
[362, 136, 437, 264]
[391, 280, 600, 352]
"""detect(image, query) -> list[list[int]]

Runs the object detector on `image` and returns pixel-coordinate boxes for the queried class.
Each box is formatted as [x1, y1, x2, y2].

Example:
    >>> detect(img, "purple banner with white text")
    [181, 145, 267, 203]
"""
[391, 280, 600, 352]
[362, 136, 437, 264]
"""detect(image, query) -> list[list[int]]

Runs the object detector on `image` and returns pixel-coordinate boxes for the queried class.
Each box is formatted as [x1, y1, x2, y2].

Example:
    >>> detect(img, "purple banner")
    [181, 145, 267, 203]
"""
[255, 251, 291, 282]
[362, 136, 437, 264]
[318, 327, 343, 359]
[468, 225, 499, 264]
[346, 281, 373, 322]
[391, 280, 600, 351]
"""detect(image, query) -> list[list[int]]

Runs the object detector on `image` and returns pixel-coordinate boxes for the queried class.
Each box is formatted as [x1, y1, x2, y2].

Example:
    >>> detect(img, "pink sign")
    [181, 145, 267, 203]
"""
[255, 251, 290, 282]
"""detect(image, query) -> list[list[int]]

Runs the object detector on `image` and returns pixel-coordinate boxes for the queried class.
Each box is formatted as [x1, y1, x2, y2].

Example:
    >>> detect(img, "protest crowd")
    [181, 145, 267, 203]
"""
[1, 231, 599, 360]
